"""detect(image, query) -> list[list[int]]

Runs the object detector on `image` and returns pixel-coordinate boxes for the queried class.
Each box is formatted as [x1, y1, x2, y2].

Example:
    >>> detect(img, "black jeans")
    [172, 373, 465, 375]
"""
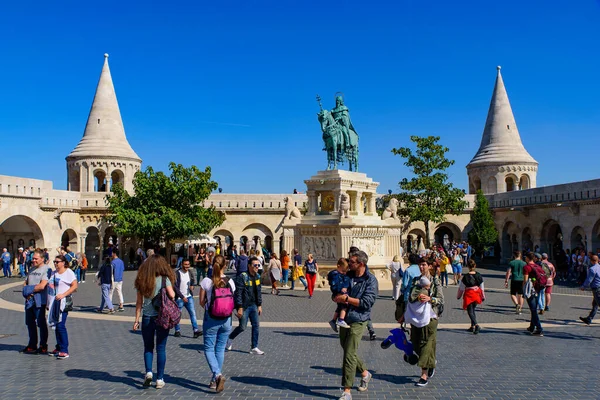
[466, 302, 477, 326]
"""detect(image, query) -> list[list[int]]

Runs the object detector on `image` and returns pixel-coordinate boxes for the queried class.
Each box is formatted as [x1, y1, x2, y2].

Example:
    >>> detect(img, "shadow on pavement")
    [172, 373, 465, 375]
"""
[0, 344, 26, 352]
[232, 376, 338, 399]
[65, 369, 144, 390]
[481, 327, 594, 340]
[273, 330, 337, 339]
[311, 365, 414, 386]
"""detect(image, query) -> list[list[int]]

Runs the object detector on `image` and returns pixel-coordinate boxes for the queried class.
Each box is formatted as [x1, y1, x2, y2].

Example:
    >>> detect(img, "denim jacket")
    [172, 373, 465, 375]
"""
[345, 267, 378, 324]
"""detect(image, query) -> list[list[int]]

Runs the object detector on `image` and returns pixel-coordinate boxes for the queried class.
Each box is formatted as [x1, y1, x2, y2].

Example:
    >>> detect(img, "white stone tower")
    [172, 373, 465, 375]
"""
[66, 54, 141, 193]
[467, 66, 538, 194]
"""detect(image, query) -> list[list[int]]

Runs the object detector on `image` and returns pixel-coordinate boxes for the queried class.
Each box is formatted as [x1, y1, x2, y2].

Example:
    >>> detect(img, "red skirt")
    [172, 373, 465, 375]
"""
[463, 287, 483, 309]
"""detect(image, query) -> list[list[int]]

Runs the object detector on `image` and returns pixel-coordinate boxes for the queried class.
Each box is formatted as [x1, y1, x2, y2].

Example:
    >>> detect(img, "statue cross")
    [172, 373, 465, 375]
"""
[316, 94, 323, 111]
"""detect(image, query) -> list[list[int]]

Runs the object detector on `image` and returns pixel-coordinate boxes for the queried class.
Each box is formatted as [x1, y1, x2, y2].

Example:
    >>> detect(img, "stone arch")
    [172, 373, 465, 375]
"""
[61, 229, 78, 251]
[501, 221, 519, 261]
[86, 226, 101, 268]
[110, 169, 125, 188]
[570, 226, 586, 251]
[213, 229, 234, 255]
[241, 223, 274, 241]
[469, 176, 481, 194]
[94, 169, 107, 192]
[407, 228, 426, 254]
[487, 176, 497, 194]
[540, 219, 563, 256]
[0, 215, 45, 255]
[505, 174, 518, 192]
[519, 174, 531, 190]
[591, 219, 600, 255]
[434, 222, 462, 249]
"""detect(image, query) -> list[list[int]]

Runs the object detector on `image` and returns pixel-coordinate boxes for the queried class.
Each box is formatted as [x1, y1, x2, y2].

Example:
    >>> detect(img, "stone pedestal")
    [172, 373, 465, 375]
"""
[281, 170, 404, 290]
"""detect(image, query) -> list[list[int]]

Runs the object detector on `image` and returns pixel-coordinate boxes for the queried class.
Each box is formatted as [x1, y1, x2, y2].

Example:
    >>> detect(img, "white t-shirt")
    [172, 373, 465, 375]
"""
[47, 269, 76, 311]
[179, 269, 191, 297]
[200, 276, 236, 307]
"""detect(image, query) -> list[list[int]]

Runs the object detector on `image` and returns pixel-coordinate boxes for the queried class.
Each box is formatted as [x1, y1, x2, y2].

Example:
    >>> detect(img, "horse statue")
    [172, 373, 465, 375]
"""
[316, 94, 360, 171]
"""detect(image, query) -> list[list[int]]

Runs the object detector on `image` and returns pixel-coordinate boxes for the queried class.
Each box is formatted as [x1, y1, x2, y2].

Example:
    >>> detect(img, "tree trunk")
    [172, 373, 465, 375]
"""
[424, 220, 431, 248]
[165, 239, 171, 266]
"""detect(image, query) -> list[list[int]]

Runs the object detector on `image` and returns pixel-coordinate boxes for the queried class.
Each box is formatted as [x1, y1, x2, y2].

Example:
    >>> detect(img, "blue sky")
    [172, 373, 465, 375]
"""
[1, 1, 599, 194]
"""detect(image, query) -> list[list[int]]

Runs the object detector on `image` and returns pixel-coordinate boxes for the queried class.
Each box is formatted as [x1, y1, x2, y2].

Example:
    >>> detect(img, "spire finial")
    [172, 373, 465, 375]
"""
[497, 65, 501, 72]
[104, 53, 109, 59]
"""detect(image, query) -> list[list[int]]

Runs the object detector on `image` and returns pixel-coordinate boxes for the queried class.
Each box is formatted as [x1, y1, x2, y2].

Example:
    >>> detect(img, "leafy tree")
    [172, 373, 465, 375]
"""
[392, 135, 467, 248]
[467, 190, 498, 257]
[106, 162, 224, 255]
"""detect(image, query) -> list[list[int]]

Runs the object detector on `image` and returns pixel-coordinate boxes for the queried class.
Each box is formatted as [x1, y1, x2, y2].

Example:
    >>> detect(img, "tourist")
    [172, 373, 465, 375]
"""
[408, 256, 444, 387]
[439, 251, 451, 288]
[505, 251, 525, 314]
[579, 254, 600, 325]
[523, 252, 544, 336]
[538, 253, 555, 314]
[96, 257, 115, 314]
[335, 250, 377, 400]
[348, 246, 376, 340]
[133, 255, 176, 389]
[227, 256, 264, 355]
[290, 249, 307, 291]
[47, 254, 78, 359]
[110, 251, 125, 311]
[396, 253, 423, 322]
[304, 253, 318, 299]
[235, 248, 248, 276]
[2, 248, 12, 277]
[388, 255, 403, 301]
[136, 246, 146, 267]
[457, 259, 485, 334]
[80, 253, 88, 283]
[200, 255, 235, 393]
[451, 248, 462, 285]
[280, 250, 291, 288]
[173, 259, 201, 338]
[21, 248, 50, 354]
[268, 252, 282, 295]
[206, 246, 216, 278]
[17, 247, 26, 278]
[195, 247, 207, 284]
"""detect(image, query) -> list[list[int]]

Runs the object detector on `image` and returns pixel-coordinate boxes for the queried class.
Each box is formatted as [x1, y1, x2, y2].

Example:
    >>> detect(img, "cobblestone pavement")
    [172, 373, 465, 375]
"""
[1, 267, 599, 399]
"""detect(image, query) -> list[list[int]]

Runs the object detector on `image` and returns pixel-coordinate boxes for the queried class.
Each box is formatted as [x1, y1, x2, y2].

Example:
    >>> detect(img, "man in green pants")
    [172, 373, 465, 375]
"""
[334, 249, 378, 400]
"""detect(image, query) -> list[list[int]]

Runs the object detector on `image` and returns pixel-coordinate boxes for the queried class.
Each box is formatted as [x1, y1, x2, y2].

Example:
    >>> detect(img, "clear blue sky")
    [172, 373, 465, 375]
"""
[1, 1, 599, 194]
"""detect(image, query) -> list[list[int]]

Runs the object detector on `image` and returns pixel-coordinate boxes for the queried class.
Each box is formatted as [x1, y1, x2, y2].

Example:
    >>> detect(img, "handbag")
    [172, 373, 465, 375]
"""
[64, 295, 74, 312]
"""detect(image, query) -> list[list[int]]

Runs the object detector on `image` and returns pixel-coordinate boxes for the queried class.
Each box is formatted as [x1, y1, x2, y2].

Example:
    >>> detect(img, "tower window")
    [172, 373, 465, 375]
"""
[507, 125, 510, 129]
[98, 119, 100, 124]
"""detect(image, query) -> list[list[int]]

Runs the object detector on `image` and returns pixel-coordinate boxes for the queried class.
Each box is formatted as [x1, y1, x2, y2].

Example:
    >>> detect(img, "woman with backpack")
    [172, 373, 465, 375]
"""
[133, 255, 176, 389]
[456, 259, 485, 334]
[200, 255, 236, 393]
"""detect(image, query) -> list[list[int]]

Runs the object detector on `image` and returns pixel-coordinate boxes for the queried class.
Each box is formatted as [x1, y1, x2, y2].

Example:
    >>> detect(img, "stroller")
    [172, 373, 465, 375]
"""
[381, 325, 419, 365]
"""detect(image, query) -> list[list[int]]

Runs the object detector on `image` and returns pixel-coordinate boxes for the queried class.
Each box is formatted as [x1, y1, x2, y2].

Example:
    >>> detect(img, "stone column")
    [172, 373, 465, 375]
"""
[307, 190, 317, 215]
[88, 163, 94, 193]
[106, 167, 112, 192]
[333, 190, 341, 212]
[353, 191, 363, 216]
[369, 195, 377, 216]
[79, 234, 87, 254]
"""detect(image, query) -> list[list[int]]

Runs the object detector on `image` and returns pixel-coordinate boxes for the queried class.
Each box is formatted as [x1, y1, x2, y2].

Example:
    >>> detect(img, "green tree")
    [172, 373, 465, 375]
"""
[467, 190, 498, 257]
[392, 135, 467, 248]
[106, 162, 224, 255]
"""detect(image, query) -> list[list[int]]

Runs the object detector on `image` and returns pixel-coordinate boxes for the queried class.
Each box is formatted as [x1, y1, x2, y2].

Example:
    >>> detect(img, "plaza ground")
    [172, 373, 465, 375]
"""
[1, 266, 598, 399]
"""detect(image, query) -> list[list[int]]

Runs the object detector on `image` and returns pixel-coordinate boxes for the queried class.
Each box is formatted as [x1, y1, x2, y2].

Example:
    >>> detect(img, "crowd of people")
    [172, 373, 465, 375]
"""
[13, 238, 600, 399]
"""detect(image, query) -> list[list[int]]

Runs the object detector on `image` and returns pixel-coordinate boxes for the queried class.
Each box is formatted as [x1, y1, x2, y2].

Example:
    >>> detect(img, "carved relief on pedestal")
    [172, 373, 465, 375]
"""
[301, 236, 337, 260]
[350, 236, 384, 258]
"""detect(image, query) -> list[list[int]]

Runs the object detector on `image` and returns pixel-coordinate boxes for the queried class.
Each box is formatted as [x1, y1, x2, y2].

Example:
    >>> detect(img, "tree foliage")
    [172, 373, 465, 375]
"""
[467, 190, 498, 256]
[392, 135, 467, 248]
[106, 162, 224, 249]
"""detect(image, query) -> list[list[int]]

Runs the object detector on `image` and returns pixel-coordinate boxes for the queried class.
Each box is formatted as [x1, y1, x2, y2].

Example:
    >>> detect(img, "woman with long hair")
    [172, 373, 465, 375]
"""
[133, 255, 176, 389]
[200, 255, 236, 393]
[268, 253, 282, 295]
[47, 254, 78, 359]
[451, 248, 463, 285]
[456, 259, 485, 334]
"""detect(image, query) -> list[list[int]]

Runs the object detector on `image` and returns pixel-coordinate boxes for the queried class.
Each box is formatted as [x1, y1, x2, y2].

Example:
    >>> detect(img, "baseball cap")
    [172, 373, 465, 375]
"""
[207, 246, 216, 253]
[534, 252, 542, 259]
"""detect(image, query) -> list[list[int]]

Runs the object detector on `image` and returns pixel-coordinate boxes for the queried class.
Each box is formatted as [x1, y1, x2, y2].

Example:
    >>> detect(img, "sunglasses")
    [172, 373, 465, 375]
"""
[53, 260, 64, 264]
[252, 264, 261, 267]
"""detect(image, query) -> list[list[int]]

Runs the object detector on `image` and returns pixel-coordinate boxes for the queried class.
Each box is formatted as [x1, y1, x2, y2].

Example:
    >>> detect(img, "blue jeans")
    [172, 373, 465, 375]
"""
[175, 296, 199, 332]
[142, 316, 170, 380]
[75, 269, 81, 282]
[25, 306, 48, 349]
[229, 303, 260, 349]
[3, 261, 11, 277]
[537, 288, 546, 310]
[203, 312, 232, 379]
[55, 312, 69, 354]
[527, 293, 542, 332]
[587, 288, 600, 321]
[290, 275, 307, 290]
[19, 263, 26, 278]
[281, 269, 290, 286]
[99, 284, 114, 310]
[440, 271, 449, 286]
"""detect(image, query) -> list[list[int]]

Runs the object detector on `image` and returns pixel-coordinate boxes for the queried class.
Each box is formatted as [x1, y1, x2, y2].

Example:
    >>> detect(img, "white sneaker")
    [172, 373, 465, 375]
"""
[250, 347, 265, 355]
[143, 372, 153, 387]
[336, 319, 351, 329]
[82, 280, 86, 283]
[225, 339, 232, 351]
[155, 379, 165, 389]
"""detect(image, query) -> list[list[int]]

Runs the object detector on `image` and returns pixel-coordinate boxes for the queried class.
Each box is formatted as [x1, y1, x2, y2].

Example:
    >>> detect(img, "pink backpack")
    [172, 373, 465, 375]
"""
[209, 278, 234, 319]
[154, 277, 181, 330]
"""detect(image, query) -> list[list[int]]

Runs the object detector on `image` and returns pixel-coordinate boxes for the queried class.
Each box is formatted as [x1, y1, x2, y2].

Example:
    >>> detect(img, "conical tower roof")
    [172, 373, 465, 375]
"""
[467, 66, 537, 167]
[67, 54, 141, 162]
